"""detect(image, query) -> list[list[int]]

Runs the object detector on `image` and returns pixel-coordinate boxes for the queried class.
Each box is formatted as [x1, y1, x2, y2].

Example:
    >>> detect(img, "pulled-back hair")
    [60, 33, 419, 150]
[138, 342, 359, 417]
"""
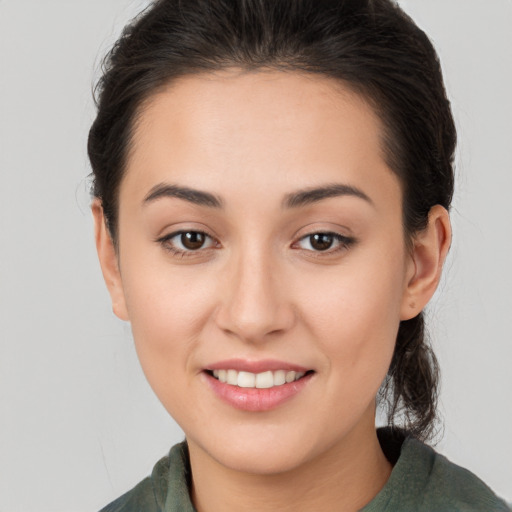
[88, 0, 456, 440]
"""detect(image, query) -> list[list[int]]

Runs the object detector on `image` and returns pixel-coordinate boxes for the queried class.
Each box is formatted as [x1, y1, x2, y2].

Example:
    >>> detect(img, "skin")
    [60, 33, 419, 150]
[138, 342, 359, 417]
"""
[93, 70, 451, 511]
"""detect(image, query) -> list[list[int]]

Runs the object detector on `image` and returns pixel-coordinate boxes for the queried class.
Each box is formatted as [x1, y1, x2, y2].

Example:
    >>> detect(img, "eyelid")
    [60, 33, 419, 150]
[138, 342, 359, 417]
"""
[156, 228, 219, 256]
[155, 224, 356, 258]
[292, 230, 357, 254]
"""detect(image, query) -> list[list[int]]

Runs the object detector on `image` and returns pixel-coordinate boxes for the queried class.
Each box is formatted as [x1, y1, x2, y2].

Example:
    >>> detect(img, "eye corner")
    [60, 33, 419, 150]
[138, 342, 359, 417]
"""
[292, 231, 357, 256]
[156, 228, 220, 258]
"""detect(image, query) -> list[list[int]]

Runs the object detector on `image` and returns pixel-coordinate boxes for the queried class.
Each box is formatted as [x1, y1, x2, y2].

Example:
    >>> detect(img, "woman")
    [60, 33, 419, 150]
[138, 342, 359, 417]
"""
[88, 0, 509, 510]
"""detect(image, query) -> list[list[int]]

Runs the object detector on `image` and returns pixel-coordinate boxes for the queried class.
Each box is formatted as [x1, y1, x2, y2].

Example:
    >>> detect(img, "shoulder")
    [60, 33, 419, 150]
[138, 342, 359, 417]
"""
[364, 428, 510, 512]
[98, 442, 194, 512]
[405, 437, 509, 511]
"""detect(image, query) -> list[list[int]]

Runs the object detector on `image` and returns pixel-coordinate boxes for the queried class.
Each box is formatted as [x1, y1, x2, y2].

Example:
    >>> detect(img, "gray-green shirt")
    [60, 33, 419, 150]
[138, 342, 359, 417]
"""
[100, 429, 509, 511]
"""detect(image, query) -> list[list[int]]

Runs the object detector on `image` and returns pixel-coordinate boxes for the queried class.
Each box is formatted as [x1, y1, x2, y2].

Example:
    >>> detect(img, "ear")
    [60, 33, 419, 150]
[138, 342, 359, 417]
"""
[91, 199, 130, 321]
[401, 205, 452, 320]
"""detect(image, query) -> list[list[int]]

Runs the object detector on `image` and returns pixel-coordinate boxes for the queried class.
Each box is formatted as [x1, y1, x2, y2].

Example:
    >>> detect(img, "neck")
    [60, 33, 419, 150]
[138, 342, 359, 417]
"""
[188, 414, 392, 512]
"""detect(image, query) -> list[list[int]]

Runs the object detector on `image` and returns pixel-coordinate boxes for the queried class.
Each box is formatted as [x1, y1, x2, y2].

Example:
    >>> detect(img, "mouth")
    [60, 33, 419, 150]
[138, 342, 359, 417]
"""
[203, 359, 315, 411]
[205, 369, 314, 389]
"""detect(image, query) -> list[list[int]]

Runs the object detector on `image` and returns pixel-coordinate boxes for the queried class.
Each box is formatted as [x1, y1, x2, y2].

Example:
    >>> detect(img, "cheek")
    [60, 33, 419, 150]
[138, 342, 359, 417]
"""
[120, 233, 218, 331]
[125, 272, 211, 339]
[299, 248, 406, 374]
[118, 252, 218, 398]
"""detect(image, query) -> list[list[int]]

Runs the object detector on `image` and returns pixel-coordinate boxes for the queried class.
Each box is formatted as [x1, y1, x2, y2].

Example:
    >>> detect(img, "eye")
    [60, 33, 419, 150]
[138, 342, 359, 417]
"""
[158, 230, 217, 254]
[295, 232, 354, 253]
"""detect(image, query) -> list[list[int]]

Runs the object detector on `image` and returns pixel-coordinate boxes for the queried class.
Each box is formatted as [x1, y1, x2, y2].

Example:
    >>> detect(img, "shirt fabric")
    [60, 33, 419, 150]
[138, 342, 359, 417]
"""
[99, 428, 509, 512]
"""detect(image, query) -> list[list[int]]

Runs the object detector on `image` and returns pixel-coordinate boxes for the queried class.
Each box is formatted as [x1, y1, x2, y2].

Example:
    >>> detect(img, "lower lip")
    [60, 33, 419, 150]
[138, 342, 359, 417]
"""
[204, 372, 314, 412]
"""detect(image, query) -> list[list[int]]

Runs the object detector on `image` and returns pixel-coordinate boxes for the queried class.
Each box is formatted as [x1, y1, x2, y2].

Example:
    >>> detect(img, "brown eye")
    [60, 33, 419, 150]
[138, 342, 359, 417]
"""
[295, 232, 355, 254]
[309, 233, 334, 251]
[158, 230, 217, 255]
[181, 231, 206, 250]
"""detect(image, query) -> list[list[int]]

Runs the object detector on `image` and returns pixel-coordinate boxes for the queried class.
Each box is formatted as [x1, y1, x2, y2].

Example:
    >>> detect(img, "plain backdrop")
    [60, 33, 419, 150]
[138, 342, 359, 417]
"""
[1, 1, 511, 510]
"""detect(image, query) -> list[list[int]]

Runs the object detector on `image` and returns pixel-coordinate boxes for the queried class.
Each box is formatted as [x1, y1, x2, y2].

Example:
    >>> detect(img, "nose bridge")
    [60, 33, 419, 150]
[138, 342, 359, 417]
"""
[217, 238, 292, 341]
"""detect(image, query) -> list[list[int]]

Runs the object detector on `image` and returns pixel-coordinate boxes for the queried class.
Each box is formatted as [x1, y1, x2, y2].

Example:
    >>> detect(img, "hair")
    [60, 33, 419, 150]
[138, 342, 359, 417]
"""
[88, 0, 456, 440]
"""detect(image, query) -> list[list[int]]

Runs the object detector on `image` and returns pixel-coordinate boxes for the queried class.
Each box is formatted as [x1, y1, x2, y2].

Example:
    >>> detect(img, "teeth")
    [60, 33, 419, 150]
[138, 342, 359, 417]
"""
[237, 371, 255, 388]
[227, 369, 238, 385]
[255, 371, 273, 389]
[274, 370, 286, 386]
[210, 369, 307, 388]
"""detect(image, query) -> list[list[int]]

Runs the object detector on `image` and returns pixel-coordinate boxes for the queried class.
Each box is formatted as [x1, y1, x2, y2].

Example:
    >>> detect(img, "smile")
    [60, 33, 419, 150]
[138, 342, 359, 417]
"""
[204, 363, 315, 411]
[211, 369, 307, 389]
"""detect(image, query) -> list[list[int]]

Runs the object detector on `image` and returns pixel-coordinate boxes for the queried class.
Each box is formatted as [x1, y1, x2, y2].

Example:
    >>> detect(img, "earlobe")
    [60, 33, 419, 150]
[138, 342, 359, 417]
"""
[401, 205, 452, 320]
[91, 199, 130, 321]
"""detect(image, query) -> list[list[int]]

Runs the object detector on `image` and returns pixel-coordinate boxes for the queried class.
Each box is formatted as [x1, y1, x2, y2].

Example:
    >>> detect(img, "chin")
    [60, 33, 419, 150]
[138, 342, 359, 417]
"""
[188, 423, 334, 477]
[213, 444, 309, 475]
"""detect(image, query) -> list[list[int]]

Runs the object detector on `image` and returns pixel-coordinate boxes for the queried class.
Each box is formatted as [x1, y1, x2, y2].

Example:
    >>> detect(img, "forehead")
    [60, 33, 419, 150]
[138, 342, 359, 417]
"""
[132, 69, 382, 155]
[121, 69, 399, 213]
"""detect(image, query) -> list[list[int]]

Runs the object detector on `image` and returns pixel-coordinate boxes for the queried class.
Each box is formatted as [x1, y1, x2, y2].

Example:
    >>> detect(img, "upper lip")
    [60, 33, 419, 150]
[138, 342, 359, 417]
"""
[206, 359, 310, 374]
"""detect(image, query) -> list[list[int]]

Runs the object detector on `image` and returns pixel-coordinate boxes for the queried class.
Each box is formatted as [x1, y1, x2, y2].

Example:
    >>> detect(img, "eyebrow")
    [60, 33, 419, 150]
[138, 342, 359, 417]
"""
[142, 182, 372, 210]
[143, 183, 223, 208]
[283, 183, 373, 209]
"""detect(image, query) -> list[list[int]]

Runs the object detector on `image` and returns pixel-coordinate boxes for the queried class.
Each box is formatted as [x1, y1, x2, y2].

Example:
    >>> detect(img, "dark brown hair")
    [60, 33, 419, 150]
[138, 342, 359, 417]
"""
[88, 0, 456, 440]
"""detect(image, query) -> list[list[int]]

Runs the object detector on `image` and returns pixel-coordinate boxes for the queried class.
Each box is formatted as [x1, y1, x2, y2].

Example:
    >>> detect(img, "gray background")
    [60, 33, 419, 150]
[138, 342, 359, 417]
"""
[1, 1, 510, 510]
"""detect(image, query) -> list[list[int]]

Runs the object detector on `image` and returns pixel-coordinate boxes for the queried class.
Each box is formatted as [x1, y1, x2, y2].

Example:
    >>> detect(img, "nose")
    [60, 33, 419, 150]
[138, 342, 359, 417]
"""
[214, 245, 296, 343]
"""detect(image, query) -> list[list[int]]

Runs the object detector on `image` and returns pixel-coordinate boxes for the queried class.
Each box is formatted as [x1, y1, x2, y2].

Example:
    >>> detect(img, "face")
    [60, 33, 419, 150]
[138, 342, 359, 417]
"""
[100, 70, 420, 475]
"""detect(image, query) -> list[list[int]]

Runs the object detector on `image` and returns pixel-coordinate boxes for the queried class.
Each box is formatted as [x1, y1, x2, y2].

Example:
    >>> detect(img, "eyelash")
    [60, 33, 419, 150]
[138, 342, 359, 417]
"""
[156, 230, 218, 258]
[293, 232, 356, 256]
[156, 230, 356, 258]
